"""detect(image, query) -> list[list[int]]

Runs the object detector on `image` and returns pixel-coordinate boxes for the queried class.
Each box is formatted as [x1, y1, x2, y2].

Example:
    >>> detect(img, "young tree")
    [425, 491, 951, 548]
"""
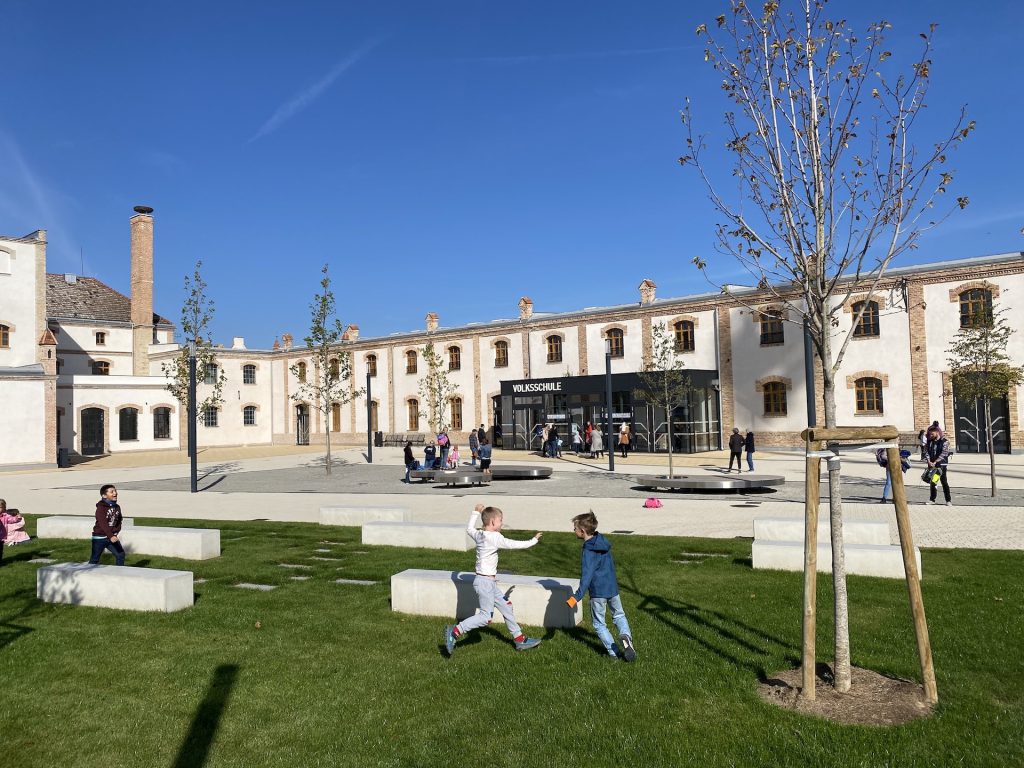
[163, 260, 225, 429]
[633, 322, 691, 478]
[291, 265, 363, 475]
[947, 308, 1024, 498]
[418, 342, 460, 434]
[681, 0, 972, 693]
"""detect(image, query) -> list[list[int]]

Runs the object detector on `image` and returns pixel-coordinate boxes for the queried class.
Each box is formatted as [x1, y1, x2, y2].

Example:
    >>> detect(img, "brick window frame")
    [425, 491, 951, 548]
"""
[755, 376, 792, 417]
[545, 334, 563, 364]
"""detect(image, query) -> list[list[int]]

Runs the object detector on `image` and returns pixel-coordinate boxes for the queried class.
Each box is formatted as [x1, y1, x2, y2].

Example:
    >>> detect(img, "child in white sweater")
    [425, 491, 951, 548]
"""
[444, 505, 543, 655]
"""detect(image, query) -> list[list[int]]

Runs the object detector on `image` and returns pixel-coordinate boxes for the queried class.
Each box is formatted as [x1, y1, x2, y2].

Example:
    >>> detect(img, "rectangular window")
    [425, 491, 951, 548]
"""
[203, 407, 219, 427]
[204, 364, 219, 386]
[153, 408, 171, 439]
[759, 311, 785, 346]
[95, 331, 106, 346]
[0, 324, 10, 348]
[367, 356, 377, 377]
[119, 408, 138, 441]
[494, 343, 508, 368]
[406, 352, 418, 374]
[243, 405, 257, 426]
[243, 365, 256, 384]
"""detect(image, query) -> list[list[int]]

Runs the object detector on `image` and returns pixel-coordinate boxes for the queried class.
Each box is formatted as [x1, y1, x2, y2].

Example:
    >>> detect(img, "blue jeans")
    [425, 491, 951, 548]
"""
[746, 451, 754, 471]
[440, 447, 450, 468]
[589, 594, 632, 656]
[547, 439, 560, 458]
[882, 469, 892, 500]
[89, 537, 125, 566]
[456, 576, 522, 639]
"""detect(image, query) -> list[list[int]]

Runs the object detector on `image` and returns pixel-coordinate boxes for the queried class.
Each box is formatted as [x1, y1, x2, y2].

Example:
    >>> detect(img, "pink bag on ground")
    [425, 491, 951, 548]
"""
[643, 498, 663, 509]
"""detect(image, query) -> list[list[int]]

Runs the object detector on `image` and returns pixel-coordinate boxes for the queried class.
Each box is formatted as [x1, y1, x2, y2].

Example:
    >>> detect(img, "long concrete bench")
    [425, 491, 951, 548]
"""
[119, 527, 221, 560]
[320, 505, 411, 526]
[391, 569, 581, 628]
[753, 517, 890, 545]
[36, 515, 136, 539]
[37, 562, 194, 612]
[752, 540, 922, 579]
[363, 521, 473, 551]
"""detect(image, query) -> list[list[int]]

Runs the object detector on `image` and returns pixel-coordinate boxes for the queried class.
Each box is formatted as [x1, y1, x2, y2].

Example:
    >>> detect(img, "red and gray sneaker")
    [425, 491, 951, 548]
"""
[619, 634, 637, 662]
[514, 637, 542, 651]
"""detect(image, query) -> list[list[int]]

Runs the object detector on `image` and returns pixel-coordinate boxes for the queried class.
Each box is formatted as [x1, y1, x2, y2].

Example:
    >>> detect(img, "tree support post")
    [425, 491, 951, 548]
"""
[887, 446, 938, 704]
[801, 440, 822, 700]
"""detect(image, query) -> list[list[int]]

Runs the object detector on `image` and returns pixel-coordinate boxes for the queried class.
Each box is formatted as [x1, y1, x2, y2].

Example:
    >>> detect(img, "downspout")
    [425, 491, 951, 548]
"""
[713, 307, 724, 450]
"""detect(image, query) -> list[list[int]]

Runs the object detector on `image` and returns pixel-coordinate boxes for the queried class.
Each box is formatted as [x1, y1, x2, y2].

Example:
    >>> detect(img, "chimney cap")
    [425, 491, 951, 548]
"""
[133, 205, 154, 215]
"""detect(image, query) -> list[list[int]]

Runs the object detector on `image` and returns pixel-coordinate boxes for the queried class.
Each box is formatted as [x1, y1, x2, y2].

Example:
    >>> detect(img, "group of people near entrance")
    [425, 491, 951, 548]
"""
[534, 421, 632, 460]
[444, 504, 637, 663]
[877, 421, 955, 505]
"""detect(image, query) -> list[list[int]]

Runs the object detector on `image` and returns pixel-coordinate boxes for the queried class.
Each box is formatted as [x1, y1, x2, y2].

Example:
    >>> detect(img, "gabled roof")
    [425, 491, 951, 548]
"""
[45, 274, 172, 326]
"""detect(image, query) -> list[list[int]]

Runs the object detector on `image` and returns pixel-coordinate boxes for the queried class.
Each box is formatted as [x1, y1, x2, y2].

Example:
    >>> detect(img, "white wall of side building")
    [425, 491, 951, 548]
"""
[0, 378, 48, 464]
[52, 321, 135, 375]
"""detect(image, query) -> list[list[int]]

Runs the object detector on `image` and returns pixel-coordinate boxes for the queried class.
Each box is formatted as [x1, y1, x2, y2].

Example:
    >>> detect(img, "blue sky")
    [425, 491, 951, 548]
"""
[1, 0, 1021, 347]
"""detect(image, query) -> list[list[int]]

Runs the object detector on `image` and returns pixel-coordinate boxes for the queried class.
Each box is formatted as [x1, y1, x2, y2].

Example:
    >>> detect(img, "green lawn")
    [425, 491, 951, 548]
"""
[1, 516, 1021, 768]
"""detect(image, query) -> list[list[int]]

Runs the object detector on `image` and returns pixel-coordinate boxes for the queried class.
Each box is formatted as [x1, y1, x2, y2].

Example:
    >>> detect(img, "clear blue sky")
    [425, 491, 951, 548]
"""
[2, 0, 1021, 347]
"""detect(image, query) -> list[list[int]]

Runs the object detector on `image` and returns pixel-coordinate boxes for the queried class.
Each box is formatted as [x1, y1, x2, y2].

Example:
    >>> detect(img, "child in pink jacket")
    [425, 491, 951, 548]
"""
[0, 499, 30, 545]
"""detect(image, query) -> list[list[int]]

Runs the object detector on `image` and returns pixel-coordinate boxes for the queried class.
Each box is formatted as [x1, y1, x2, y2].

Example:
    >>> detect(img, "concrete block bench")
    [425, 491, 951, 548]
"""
[752, 540, 922, 579]
[37, 562, 194, 612]
[390, 569, 581, 628]
[36, 515, 136, 539]
[320, 505, 411, 526]
[119, 526, 221, 560]
[753, 517, 890, 546]
[363, 521, 473, 551]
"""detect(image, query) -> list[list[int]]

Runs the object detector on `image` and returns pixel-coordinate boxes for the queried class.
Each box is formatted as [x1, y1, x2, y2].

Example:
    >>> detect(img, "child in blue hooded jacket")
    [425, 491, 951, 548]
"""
[566, 511, 637, 662]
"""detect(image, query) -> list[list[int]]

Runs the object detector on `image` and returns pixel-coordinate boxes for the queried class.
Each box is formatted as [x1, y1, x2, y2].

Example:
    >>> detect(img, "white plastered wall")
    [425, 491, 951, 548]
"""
[0, 238, 40, 367]
[0, 379, 47, 464]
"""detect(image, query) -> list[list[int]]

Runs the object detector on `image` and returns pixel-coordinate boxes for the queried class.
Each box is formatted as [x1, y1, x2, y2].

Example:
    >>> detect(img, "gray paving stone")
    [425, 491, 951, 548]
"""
[235, 583, 276, 591]
[335, 578, 377, 586]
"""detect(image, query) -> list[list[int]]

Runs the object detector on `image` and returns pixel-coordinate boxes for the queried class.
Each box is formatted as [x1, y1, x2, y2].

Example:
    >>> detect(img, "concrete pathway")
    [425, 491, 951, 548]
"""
[3, 444, 1022, 550]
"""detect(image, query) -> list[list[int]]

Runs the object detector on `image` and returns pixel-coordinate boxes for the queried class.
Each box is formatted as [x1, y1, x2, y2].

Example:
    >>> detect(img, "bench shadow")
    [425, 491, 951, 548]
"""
[171, 663, 240, 768]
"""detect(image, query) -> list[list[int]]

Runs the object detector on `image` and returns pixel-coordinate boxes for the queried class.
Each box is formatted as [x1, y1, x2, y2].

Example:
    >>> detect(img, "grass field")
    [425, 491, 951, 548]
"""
[1, 516, 1021, 768]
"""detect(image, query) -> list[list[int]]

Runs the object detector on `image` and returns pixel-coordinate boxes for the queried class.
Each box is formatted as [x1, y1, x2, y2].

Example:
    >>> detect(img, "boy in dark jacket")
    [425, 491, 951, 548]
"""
[89, 484, 125, 566]
[566, 511, 636, 661]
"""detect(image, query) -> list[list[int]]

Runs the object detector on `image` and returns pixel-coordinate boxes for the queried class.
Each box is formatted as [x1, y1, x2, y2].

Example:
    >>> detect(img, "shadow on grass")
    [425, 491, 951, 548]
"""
[171, 663, 240, 768]
[0, 586, 42, 653]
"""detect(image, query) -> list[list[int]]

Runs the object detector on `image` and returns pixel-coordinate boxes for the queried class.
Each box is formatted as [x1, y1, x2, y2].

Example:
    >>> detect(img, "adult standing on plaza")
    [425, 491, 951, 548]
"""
[403, 441, 416, 483]
[744, 430, 756, 472]
[925, 426, 953, 505]
[437, 431, 450, 469]
[584, 421, 593, 454]
[533, 422, 545, 455]
[477, 424, 487, 444]
[547, 424, 561, 459]
[570, 421, 582, 454]
[728, 428, 744, 473]
[618, 424, 631, 459]
[468, 427, 480, 467]
[590, 425, 604, 459]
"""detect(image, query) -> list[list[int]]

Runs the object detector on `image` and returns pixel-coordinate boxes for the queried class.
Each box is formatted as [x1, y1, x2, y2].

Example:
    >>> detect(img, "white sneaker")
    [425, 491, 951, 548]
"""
[925, 500, 936, 505]
[945, 501, 952, 506]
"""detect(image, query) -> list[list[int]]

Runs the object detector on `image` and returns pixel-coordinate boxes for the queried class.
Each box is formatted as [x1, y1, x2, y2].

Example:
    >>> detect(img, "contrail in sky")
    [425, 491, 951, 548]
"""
[463, 45, 692, 64]
[249, 39, 381, 143]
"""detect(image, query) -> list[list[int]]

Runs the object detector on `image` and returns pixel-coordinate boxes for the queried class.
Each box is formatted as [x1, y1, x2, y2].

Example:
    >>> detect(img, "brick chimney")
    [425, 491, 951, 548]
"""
[282, 333, 293, 349]
[426, 313, 439, 333]
[518, 297, 533, 320]
[639, 278, 657, 306]
[345, 324, 359, 341]
[130, 206, 155, 375]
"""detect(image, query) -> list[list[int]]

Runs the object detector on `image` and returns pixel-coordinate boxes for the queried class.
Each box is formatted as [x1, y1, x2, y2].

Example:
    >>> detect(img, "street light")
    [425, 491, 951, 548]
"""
[605, 339, 615, 473]
[187, 341, 198, 493]
[366, 370, 373, 463]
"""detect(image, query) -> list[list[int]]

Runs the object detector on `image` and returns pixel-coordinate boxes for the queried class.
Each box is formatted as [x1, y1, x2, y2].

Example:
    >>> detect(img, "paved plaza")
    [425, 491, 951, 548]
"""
[3, 444, 1023, 551]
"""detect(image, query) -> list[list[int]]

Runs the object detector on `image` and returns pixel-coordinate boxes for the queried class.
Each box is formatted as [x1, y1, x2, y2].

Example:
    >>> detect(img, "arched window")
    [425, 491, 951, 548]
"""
[606, 328, 624, 358]
[153, 407, 171, 439]
[243, 405, 258, 426]
[328, 358, 340, 381]
[92, 360, 111, 376]
[546, 335, 562, 363]
[331, 403, 341, 432]
[759, 311, 784, 345]
[296, 362, 307, 383]
[407, 399, 419, 430]
[959, 288, 993, 328]
[763, 381, 788, 416]
[451, 397, 463, 431]
[448, 346, 461, 371]
[118, 407, 138, 441]
[204, 363, 219, 385]
[366, 354, 377, 377]
[855, 377, 884, 414]
[494, 340, 509, 368]
[673, 321, 695, 352]
[0, 324, 10, 348]
[243, 364, 257, 384]
[203, 407, 219, 427]
[852, 301, 880, 337]
[406, 350, 418, 374]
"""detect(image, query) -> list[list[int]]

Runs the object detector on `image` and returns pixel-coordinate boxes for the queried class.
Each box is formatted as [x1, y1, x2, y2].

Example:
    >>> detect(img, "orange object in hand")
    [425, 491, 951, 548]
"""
[566, 596, 578, 608]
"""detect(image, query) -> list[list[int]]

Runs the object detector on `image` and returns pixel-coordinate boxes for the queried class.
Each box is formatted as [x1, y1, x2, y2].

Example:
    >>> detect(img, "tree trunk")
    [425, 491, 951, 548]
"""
[325, 416, 332, 476]
[666, 380, 675, 479]
[822, 350, 852, 693]
[986, 397, 996, 497]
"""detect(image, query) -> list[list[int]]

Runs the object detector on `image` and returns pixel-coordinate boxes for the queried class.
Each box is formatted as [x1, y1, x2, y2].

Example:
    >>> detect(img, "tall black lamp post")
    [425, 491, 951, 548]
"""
[605, 340, 615, 473]
[188, 341, 198, 493]
[366, 370, 373, 463]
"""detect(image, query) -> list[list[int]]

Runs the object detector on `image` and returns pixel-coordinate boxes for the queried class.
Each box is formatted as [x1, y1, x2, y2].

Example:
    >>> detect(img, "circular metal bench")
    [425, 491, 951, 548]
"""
[635, 474, 785, 492]
[488, 465, 552, 480]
